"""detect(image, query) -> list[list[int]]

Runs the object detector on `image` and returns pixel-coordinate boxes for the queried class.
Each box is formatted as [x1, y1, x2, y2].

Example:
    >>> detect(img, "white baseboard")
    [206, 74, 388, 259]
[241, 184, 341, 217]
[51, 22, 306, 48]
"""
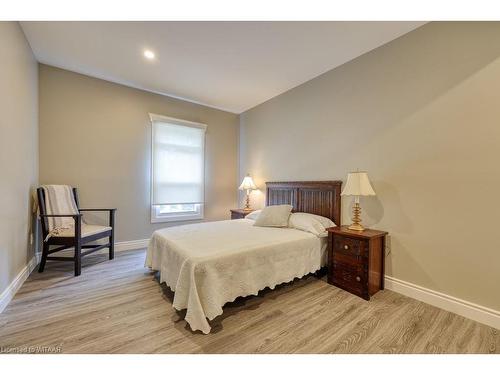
[0, 253, 40, 314]
[385, 275, 500, 330]
[115, 238, 149, 252]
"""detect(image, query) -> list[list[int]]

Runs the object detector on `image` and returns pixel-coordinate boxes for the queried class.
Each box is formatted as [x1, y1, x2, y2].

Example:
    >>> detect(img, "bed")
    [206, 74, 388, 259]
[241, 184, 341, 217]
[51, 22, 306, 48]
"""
[146, 181, 342, 333]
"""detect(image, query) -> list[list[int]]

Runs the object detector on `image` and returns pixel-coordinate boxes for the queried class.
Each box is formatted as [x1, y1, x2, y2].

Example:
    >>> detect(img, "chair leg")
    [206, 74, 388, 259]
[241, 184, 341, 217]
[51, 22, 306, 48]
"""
[109, 235, 114, 260]
[109, 210, 115, 260]
[74, 215, 82, 277]
[38, 242, 49, 273]
[74, 243, 81, 277]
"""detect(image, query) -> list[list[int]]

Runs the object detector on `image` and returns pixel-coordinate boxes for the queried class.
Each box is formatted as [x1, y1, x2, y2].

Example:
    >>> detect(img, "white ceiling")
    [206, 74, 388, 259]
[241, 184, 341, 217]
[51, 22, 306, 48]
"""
[21, 22, 425, 113]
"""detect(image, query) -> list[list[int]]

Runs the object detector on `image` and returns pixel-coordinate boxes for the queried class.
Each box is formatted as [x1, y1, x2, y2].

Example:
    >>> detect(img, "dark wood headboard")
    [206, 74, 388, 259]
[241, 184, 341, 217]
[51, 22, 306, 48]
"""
[266, 181, 342, 226]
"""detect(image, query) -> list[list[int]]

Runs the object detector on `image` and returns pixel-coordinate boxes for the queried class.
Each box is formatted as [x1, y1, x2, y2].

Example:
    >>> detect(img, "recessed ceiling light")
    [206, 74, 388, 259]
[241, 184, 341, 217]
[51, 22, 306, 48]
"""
[143, 50, 155, 60]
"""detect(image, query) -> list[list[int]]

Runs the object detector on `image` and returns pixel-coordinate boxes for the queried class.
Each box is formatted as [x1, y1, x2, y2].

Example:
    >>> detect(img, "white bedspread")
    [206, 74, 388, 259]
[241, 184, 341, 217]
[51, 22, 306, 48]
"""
[145, 218, 327, 334]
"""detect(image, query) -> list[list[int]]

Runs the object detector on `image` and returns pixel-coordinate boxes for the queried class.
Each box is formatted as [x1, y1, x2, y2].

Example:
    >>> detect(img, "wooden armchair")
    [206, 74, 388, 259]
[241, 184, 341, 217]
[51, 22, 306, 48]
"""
[37, 187, 116, 276]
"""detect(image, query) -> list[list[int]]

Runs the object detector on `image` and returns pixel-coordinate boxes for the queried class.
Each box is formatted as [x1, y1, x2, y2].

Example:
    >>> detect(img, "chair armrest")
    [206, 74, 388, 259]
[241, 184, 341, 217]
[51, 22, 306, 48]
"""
[79, 208, 117, 212]
[79, 209, 116, 228]
[40, 214, 82, 218]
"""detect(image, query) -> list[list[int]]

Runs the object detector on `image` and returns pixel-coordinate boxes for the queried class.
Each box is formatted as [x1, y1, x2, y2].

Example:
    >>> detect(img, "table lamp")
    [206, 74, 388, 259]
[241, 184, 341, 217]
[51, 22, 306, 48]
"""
[341, 171, 376, 231]
[239, 174, 257, 210]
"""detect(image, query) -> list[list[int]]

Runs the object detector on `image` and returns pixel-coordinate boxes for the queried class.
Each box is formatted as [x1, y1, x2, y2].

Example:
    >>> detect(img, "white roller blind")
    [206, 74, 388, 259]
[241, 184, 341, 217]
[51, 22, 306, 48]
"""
[151, 115, 206, 206]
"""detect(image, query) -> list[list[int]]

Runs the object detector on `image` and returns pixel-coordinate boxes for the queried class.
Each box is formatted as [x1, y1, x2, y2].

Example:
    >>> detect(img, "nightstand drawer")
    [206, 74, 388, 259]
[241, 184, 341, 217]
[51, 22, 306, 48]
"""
[333, 251, 362, 266]
[333, 236, 366, 257]
[231, 212, 244, 219]
[331, 260, 364, 295]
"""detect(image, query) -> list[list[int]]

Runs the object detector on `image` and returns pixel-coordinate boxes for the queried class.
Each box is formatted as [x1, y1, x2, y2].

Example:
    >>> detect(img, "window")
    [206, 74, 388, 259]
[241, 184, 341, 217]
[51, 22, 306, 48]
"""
[150, 114, 206, 223]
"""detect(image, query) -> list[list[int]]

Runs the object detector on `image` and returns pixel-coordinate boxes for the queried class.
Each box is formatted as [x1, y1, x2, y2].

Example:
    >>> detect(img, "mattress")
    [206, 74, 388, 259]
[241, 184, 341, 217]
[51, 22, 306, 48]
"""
[146, 218, 327, 333]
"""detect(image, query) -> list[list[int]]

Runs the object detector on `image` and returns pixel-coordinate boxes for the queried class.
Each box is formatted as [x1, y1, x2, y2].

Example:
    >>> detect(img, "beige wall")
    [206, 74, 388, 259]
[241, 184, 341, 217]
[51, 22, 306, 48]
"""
[0, 22, 39, 295]
[39, 65, 239, 242]
[240, 22, 500, 311]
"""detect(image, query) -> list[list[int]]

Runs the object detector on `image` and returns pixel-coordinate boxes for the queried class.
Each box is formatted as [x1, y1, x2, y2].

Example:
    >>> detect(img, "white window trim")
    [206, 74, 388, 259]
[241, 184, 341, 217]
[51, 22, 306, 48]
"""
[149, 113, 207, 223]
[150, 204, 204, 223]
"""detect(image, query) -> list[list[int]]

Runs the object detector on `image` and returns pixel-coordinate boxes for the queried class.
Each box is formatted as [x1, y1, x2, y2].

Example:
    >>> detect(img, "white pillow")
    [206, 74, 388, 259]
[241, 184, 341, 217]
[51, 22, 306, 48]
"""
[288, 212, 336, 237]
[253, 205, 293, 228]
[245, 210, 261, 220]
[301, 212, 336, 230]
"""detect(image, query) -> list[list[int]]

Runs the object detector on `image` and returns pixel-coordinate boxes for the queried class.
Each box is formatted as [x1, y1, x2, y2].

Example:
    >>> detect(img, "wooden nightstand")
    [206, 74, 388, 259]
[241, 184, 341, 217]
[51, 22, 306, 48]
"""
[327, 226, 388, 300]
[230, 208, 254, 220]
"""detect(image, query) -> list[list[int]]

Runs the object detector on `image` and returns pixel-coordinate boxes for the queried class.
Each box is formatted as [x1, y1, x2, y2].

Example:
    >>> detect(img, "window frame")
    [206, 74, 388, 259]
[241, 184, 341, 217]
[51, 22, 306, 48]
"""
[149, 113, 207, 224]
[150, 203, 204, 223]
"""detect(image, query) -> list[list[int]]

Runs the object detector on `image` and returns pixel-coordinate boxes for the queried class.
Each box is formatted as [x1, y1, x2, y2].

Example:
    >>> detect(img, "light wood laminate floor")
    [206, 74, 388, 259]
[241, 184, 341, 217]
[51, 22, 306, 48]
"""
[0, 249, 498, 354]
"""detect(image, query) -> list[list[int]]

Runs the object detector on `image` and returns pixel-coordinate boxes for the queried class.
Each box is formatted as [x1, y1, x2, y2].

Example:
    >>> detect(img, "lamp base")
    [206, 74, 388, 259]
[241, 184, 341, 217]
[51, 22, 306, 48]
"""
[348, 201, 365, 231]
[244, 191, 251, 210]
[348, 222, 365, 231]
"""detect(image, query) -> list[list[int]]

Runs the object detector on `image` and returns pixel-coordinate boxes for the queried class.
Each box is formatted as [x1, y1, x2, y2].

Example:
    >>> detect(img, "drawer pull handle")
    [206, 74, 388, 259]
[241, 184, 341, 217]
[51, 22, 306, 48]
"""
[356, 276, 361, 282]
[344, 245, 349, 250]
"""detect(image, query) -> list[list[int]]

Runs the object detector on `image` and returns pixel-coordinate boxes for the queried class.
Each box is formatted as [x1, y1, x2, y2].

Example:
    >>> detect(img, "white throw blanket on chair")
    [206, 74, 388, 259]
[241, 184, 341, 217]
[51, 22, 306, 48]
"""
[41, 185, 79, 239]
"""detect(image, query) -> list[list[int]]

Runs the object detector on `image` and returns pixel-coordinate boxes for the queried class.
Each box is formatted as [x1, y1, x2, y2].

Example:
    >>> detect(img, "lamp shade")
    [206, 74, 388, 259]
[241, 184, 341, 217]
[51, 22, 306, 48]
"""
[341, 171, 376, 196]
[239, 174, 257, 191]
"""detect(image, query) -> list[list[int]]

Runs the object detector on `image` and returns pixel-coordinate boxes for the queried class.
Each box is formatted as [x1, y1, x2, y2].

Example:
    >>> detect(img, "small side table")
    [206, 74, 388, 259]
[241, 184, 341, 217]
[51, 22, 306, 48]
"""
[230, 208, 255, 220]
[327, 226, 388, 300]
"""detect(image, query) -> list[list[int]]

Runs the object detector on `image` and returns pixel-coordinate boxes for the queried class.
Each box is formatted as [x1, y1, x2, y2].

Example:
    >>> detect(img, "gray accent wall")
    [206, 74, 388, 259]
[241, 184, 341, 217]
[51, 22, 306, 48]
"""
[239, 22, 500, 311]
[0, 22, 39, 296]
